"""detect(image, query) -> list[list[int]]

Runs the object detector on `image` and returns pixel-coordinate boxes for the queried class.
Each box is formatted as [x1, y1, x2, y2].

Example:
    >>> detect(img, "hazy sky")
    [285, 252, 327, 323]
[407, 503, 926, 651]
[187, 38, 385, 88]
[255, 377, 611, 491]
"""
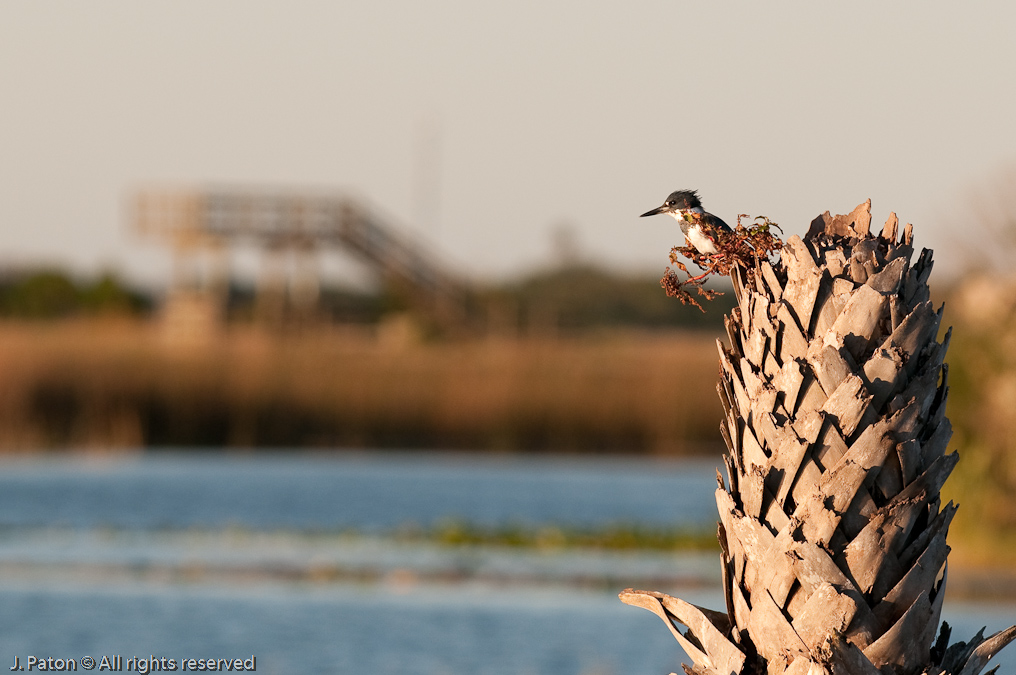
[2, 2, 1015, 288]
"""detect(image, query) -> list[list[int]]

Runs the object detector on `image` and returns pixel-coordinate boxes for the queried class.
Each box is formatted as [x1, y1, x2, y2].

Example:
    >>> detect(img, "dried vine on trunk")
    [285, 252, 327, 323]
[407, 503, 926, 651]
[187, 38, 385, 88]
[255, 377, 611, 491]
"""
[661, 215, 784, 311]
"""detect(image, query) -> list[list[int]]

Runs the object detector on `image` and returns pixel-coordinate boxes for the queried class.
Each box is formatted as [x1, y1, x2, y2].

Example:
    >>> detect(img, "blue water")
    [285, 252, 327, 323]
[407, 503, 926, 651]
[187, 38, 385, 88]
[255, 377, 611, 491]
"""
[0, 453, 1011, 675]
[0, 583, 1012, 675]
[0, 584, 706, 675]
[0, 452, 721, 531]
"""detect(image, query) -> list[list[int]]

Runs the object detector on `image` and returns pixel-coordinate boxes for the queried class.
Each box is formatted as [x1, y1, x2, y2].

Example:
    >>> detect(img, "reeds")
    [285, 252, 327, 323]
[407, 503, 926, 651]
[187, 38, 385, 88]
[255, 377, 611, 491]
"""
[0, 319, 724, 454]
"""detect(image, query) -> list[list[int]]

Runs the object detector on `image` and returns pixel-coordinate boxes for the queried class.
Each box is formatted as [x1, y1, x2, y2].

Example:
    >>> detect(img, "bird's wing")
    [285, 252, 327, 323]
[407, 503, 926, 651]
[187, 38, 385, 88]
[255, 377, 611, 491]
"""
[702, 212, 732, 233]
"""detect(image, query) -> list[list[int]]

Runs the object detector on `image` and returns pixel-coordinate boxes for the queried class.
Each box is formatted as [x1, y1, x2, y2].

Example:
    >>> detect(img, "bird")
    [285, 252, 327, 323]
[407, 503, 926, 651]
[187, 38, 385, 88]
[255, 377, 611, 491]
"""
[640, 189, 732, 255]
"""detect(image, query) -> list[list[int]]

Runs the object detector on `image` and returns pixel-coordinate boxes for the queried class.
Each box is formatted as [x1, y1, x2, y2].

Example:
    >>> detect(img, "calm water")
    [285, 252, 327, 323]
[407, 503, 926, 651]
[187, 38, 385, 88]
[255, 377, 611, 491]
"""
[0, 452, 721, 531]
[0, 452, 1011, 675]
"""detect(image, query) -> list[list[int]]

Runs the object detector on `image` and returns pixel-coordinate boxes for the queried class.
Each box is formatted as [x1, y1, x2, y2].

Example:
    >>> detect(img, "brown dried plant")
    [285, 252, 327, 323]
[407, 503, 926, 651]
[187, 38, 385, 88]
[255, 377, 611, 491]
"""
[661, 215, 784, 311]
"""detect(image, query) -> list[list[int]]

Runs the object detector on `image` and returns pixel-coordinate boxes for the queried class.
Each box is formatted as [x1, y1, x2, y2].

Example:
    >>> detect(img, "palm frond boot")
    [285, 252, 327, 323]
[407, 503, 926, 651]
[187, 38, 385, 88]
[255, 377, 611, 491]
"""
[622, 201, 1016, 675]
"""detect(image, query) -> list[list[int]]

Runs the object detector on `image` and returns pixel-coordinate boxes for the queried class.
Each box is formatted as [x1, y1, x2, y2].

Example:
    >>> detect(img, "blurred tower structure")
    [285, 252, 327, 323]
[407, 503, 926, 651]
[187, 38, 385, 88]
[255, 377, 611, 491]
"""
[132, 187, 471, 334]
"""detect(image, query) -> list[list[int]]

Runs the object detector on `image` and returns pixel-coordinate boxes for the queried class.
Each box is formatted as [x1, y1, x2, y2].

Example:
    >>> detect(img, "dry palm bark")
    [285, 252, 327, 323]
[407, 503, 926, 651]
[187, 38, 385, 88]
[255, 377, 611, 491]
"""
[622, 201, 1016, 675]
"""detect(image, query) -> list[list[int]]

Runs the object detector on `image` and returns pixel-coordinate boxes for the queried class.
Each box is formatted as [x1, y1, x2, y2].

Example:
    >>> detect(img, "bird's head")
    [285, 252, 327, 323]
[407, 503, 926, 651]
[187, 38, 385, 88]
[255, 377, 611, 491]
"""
[640, 190, 704, 220]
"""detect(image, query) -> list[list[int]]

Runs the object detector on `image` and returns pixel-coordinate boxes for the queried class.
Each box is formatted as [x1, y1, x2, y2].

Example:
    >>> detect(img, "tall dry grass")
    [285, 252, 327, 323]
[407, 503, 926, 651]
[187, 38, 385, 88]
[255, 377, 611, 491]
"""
[0, 319, 724, 454]
[941, 276, 1016, 565]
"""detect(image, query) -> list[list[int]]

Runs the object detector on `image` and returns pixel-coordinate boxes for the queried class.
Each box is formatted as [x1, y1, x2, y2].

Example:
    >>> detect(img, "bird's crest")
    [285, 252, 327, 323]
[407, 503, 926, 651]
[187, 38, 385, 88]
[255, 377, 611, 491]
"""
[665, 189, 702, 210]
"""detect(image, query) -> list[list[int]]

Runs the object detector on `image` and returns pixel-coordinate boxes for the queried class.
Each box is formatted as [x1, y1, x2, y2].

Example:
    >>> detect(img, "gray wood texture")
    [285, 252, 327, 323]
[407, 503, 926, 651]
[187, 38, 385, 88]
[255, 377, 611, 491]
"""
[623, 201, 1015, 675]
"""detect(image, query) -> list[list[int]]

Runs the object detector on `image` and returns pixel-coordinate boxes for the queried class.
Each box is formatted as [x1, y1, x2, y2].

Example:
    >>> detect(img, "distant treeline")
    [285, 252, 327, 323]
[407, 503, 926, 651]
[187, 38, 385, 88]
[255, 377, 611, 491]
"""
[0, 265, 734, 330]
[0, 270, 151, 318]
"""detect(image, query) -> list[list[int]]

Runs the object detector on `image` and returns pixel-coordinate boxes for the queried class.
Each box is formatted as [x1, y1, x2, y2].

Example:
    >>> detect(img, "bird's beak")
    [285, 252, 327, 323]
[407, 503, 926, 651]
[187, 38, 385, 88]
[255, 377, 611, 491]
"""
[640, 204, 668, 218]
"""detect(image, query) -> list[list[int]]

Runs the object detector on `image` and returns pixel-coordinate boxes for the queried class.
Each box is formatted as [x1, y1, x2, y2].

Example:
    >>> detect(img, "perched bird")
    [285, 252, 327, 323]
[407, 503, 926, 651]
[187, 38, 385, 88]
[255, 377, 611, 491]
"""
[640, 189, 732, 255]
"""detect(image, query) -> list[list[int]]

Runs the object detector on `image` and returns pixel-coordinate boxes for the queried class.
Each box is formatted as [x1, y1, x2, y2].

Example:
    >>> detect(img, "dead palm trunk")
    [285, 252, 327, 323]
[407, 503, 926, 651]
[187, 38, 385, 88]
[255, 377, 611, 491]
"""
[622, 201, 1016, 675]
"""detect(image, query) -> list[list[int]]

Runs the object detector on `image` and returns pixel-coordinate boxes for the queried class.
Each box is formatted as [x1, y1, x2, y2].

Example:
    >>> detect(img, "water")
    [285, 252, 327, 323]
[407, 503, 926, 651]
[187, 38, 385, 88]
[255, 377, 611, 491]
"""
[0, 583, 705, 675]
[0, 452, 721, 531]
[1, 583, 1012, 675]
[0, 453, 1011, 675]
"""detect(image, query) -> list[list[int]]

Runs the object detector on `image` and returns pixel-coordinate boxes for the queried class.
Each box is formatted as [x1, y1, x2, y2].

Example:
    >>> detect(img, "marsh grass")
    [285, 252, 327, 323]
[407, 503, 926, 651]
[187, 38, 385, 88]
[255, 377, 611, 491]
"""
[0, 319, 724, 454]
[413, 519, 719, 552]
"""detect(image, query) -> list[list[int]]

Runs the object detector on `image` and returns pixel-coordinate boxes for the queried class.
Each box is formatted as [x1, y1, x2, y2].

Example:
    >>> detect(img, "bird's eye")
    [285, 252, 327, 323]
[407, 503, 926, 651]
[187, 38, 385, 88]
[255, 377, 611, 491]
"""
[666, 201, 674, 207]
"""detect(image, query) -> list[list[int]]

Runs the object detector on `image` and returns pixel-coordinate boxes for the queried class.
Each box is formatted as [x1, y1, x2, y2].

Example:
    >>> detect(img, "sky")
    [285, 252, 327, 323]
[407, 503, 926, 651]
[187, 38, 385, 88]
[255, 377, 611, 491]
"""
[2, 2, 1015, 290]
